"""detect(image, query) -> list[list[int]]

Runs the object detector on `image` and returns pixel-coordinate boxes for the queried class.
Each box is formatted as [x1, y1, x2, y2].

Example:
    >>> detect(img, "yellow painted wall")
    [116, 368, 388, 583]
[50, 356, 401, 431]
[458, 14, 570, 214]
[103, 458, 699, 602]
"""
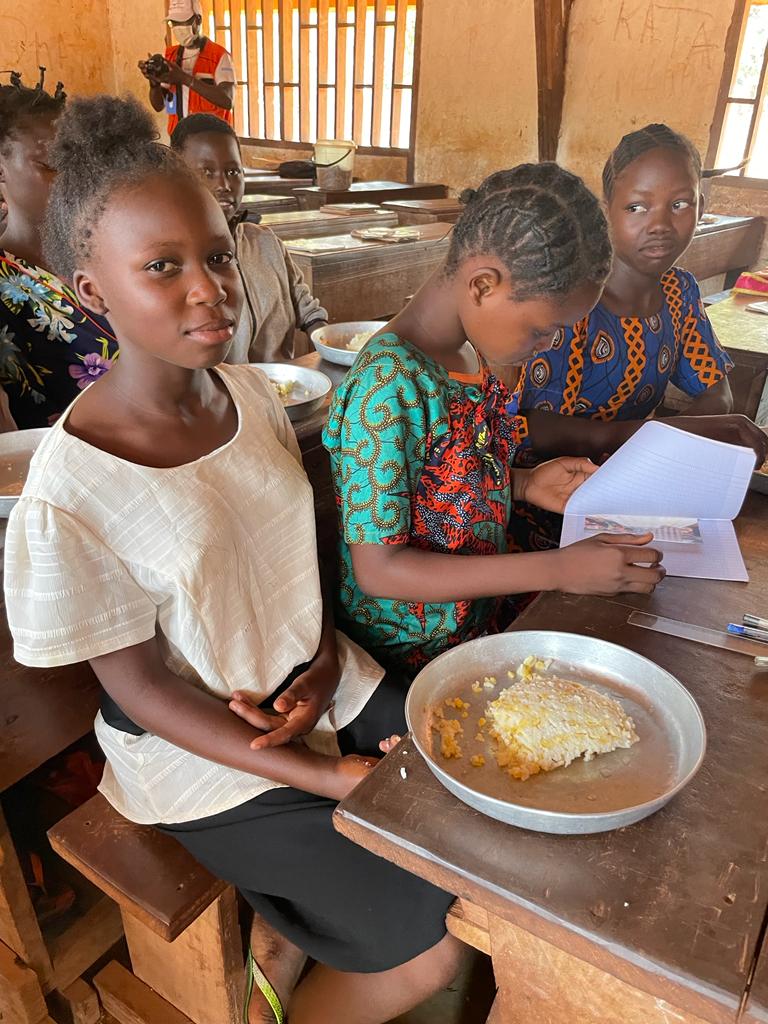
[108, 0, 167, 103]
[558, 0, 735, 192]
[0, 0, 166, 113]
[0, 0, 113, 95]
[412, 0, 539, 194]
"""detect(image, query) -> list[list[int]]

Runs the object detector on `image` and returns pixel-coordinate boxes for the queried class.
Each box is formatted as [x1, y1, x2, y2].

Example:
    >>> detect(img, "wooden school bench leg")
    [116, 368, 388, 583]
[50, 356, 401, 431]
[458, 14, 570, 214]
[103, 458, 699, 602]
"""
[0, 805, 53, 987]
[484, 911, 711, 1024]
[120, 886, 243, 1024]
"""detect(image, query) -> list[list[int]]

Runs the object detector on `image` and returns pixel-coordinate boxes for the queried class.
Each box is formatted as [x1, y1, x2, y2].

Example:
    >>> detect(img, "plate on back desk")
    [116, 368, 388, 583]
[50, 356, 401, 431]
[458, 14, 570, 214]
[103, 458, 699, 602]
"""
[405, 631, 706, 834]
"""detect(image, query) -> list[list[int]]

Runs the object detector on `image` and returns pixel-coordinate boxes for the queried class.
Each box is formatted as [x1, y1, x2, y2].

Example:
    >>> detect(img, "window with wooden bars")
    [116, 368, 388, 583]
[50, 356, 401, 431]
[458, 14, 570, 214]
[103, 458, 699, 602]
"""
[711, 0, 768, 180]
[201, 1, 420, 152]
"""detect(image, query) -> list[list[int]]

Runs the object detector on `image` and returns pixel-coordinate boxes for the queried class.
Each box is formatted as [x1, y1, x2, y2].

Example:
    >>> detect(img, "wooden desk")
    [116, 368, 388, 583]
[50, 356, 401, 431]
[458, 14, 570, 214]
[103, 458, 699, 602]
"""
[285, 222, 452, 321]
[293, 180, 448, 211]
[242, 175, 313, 196]
[335, 493, 768, 1024]
[680, 215, 764, 287]
[707, 293, 768, 421]
[258, 207, 397, 240]
[241, 193, 299, 217]
[381, 198, 464, 225]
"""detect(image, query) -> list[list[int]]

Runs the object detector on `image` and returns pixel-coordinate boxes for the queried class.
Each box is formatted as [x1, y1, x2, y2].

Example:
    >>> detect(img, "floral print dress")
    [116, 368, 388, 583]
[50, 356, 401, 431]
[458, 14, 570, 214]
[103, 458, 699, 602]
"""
[0, 252, 117, 428]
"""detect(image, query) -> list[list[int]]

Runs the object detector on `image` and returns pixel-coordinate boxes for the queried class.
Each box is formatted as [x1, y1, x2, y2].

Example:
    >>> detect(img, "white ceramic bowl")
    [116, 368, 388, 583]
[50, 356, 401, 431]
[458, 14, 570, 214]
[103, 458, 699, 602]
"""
[250, 363, 332, 421]
[310, 321, 387, 367]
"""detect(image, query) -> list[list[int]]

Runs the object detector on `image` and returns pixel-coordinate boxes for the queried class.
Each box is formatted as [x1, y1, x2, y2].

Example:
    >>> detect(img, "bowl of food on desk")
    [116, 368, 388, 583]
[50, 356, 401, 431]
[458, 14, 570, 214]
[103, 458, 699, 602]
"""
[251, 363, 333, 421]
[310, 321, 387, 367]
[0, 428, 48, 517]
[406, 630, 706, 835]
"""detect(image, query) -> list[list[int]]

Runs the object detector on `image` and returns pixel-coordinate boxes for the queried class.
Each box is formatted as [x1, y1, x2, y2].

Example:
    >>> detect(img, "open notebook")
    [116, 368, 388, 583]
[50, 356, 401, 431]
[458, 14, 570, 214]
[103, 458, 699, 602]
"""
[560, 421, 755, 581]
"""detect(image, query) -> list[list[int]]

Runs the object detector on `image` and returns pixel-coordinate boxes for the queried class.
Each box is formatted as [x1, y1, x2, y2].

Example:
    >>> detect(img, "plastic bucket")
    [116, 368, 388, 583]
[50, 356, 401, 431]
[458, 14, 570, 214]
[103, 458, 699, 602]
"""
[313, 139, 357, 190]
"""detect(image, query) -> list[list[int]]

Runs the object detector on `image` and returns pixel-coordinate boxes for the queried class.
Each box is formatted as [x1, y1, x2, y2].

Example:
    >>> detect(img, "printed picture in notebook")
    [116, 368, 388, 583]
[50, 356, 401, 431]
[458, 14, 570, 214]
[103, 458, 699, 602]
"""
[583, 515, 702, 545]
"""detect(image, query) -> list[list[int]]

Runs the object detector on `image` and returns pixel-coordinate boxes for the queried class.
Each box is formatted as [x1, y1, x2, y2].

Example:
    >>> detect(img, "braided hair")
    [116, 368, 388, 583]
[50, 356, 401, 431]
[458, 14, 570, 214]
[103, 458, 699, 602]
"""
[446, 163, 612, 300]
[170, 112, 239, 151]
[44, 95, 201, 282]
[602, 124, 702, 200]
[0, 68, 66, 154]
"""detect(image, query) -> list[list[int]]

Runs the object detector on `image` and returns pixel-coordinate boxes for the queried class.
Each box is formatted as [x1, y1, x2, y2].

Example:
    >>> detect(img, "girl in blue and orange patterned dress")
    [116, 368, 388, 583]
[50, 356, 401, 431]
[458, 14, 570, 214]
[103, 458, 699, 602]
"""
[512, 124, 767, 549]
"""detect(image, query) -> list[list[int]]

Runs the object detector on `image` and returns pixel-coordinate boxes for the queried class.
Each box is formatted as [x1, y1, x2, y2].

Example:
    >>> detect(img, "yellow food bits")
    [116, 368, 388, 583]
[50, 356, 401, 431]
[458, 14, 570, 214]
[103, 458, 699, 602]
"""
[431, 706, 464, 759]
[445, 697, 470, 711]
[470, 754, 486, 768]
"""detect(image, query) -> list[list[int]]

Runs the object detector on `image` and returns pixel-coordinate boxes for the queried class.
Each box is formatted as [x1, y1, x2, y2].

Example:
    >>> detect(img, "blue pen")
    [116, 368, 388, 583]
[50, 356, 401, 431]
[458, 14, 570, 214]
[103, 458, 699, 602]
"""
[727, 623, 768, 644]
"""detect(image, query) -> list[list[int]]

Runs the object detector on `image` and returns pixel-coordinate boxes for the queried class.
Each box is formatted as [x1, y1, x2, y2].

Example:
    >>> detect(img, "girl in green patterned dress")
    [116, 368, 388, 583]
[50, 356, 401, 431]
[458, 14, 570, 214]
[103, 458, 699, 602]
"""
[324, 163, 667, 674]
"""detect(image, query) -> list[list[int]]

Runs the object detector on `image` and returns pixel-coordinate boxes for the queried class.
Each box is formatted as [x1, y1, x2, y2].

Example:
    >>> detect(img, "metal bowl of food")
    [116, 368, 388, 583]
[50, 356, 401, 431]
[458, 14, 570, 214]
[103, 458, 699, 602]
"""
[250, 363, 333, 421]
[405, 631, 706, 835]
[310, 321, 387, 367]
[0, 428, 49, 517]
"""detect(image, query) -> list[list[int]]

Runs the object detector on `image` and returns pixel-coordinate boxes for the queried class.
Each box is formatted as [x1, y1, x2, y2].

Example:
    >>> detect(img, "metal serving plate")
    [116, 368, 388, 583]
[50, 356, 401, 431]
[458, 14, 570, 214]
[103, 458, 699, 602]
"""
[250, 363, 332, 421]
[0, 428, 49, 517]
[405, 631, 706, 835]
[310, 321, 387, 367]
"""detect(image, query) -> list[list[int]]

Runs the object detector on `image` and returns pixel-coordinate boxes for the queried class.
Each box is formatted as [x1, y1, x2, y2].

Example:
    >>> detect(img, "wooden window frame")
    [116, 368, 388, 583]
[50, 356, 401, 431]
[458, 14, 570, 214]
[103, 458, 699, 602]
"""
[204, 0, 421, 161]
[707, 0, 768, 188]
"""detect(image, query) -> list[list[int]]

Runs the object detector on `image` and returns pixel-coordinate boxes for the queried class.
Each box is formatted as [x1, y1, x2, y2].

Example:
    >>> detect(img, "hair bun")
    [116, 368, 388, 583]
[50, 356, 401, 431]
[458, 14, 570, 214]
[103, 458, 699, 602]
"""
[458, 187, 477, 206]
[50, 94, 159, 172]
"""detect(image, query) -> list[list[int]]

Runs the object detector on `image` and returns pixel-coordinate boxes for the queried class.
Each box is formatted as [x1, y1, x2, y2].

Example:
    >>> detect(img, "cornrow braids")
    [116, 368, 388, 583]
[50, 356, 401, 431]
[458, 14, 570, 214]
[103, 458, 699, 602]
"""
[602, 123, 702, 199]
[43, 95, 201, 283]
[170, 112, 240, 151]
[446, 162, 612, 301]
[0, 68, 66, 154]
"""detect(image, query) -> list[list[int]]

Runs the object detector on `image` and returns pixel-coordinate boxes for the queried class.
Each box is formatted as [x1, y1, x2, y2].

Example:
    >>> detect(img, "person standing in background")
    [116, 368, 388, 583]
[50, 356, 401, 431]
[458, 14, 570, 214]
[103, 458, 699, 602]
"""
[138, 0, 235, 136]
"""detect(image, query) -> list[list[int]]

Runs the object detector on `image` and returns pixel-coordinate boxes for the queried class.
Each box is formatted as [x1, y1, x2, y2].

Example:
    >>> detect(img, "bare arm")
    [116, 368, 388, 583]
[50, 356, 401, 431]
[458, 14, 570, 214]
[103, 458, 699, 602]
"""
[680, 375, 733, 415]
[138, 63, 168, 112]
[350, 534, 664, 603]
[523, 409, 636, 461]
[523, 406, 766, 464]
[186, 75, 234, 109]
[148, 83, 167, 112]
[90, 635, 354, 800]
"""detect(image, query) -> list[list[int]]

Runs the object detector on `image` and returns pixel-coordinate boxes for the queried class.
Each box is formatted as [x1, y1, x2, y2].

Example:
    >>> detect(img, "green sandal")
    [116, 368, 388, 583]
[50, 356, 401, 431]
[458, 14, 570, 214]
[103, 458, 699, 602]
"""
[243, 947, 286, 1024]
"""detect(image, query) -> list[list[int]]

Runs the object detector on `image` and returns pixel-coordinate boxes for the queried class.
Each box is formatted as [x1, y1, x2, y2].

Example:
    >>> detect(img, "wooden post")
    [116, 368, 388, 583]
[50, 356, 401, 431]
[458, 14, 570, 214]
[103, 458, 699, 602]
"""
[0, 807, 53, 987]
[0, 940, 48, 1024]
[59, 979, 101, 1024]
[533, 0, 573, 162]
[120, 886, 243, 1024]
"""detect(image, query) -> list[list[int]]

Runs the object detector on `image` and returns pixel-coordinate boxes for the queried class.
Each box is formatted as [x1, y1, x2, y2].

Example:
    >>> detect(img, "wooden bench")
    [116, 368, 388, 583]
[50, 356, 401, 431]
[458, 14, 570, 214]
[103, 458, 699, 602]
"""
[48, 794, 242, 1024]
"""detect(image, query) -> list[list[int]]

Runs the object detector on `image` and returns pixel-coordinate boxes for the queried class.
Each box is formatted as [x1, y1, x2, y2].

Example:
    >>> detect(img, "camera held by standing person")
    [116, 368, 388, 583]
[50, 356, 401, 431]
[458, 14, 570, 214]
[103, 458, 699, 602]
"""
[138, 0, 235, 135]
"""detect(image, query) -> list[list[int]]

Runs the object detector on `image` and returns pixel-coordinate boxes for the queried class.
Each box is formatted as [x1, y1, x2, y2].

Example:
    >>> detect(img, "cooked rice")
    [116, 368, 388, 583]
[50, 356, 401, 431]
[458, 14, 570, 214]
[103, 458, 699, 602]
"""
[485, 656, 638, 780]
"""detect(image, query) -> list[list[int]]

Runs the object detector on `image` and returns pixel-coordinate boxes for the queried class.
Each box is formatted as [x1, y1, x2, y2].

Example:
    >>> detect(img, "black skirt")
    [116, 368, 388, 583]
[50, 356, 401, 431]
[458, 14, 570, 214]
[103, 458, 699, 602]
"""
[156, 671, 455, 973]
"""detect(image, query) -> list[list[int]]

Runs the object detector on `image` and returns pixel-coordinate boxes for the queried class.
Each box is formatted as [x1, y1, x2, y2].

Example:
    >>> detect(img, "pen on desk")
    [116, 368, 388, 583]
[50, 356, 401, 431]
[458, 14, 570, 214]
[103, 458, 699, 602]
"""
[727, 623, 768, 644]
[743, 613, 768, 631]
[757, 656, 768, 668]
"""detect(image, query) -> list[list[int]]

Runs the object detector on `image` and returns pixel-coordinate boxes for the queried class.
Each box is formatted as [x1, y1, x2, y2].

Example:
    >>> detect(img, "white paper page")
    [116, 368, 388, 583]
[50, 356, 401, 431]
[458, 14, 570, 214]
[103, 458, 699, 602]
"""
[564, 421, 755, 520]
[561, 515, 748, 581]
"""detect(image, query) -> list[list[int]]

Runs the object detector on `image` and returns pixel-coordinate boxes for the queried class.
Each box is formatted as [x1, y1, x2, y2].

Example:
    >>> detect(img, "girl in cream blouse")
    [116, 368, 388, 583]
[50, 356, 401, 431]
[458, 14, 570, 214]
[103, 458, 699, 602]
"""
[4, 96, 462, 1024]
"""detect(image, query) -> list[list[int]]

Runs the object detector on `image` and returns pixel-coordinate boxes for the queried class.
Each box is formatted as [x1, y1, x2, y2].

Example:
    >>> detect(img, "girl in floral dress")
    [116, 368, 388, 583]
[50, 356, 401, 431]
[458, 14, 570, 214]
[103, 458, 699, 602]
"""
[0, 72, 117, 429]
